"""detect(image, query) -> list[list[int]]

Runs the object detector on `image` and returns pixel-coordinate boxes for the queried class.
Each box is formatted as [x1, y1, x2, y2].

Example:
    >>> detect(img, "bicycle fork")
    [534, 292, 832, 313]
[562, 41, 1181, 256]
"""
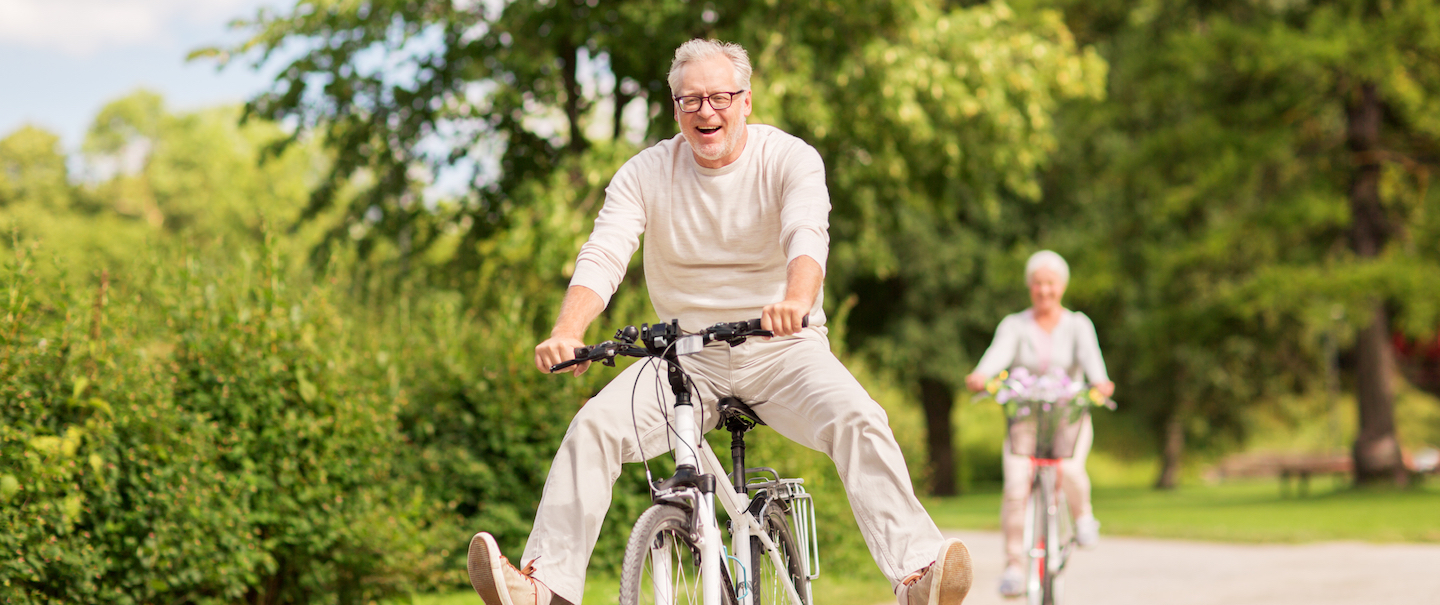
[659, 362, 726, 605]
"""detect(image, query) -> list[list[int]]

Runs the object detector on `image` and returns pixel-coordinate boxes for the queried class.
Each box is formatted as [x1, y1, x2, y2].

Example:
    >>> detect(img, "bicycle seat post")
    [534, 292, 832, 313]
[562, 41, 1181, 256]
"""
[728, 424, 746, 494]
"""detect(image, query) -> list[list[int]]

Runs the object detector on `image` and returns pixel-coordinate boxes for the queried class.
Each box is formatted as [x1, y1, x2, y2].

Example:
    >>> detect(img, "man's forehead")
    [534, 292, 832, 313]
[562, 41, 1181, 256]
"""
[676, 56, 737, 92]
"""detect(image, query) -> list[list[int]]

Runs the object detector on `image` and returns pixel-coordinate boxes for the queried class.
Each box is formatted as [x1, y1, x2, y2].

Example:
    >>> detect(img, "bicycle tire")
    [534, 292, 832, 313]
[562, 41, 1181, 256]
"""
[748, 504, 808, 605]
[619, 504, 738, 605]
[1024, 473, 1055, 605]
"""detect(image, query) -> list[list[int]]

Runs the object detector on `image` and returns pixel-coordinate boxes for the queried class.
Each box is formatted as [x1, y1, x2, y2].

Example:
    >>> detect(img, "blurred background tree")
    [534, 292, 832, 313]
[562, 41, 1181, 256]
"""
[1037, 0, 1440, 487]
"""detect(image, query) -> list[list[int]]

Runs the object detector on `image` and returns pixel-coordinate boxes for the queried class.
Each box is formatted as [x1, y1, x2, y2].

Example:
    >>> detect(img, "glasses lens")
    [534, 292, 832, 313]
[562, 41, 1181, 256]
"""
[708, 93, 732, 110]
[678, 96, 702, 112]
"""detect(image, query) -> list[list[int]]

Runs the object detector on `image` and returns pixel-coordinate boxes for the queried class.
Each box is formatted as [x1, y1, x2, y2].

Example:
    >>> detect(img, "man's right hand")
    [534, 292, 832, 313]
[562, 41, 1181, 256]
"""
[536, 335, 590, 376]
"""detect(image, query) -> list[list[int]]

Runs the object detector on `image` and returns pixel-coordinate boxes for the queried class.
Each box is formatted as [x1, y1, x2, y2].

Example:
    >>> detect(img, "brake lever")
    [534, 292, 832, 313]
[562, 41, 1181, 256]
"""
[548, 341, 619, 373]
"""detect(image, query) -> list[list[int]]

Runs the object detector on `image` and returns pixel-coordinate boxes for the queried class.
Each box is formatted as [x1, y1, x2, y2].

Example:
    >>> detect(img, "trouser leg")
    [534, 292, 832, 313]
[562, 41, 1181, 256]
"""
[733, 329, 945, 587]
[1000, 440, 1032, 570]
[1060, 417, 1094, 521]
[522, 356, 725, 604]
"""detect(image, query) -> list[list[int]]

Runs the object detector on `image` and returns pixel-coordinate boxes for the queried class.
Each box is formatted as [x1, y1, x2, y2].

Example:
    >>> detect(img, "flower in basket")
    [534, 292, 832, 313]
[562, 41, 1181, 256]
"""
[979, 368, 1116, 411]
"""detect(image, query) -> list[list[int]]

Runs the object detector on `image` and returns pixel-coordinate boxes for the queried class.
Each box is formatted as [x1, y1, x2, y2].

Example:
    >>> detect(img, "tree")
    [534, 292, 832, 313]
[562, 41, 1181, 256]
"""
[784, 2, 1107, 494]
[82, 90, 322, 246]
[0, 125, 72, 211]
[1043, 0, 1440, 486]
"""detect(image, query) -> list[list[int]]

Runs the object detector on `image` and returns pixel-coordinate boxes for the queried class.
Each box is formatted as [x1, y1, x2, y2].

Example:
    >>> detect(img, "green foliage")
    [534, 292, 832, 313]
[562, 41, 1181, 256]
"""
[1037, 0, 1440, 473]
[82, 90, 321, 244]
[926, 480, 1440, 542]
[0, 126, 71, 211]
[358, 284, 654, 577]
[0, 239, 454, 604]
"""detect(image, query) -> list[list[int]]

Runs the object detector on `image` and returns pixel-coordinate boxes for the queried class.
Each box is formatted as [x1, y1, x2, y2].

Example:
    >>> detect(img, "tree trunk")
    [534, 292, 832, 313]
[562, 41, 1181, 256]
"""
[1346, 81, 1407, 485]
[1352, 303, 1407, 484]
[614, 90, 632, 141]
[1155, 397, 1191, 490]
[560, 41, 588, 155]
[919, 377, 958, 496]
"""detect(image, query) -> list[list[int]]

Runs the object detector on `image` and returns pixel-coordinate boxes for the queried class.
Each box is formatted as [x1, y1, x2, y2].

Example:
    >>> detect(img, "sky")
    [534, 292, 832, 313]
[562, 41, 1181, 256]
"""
[0, 0, 282, 153]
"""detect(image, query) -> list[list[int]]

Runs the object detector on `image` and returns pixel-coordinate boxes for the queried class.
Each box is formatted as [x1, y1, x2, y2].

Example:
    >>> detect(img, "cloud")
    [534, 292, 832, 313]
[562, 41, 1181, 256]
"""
[0, 0, 268, 56]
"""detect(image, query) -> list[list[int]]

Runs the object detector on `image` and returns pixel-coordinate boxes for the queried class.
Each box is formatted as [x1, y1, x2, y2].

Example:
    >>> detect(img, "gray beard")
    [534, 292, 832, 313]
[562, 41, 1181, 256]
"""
[690, 119, 746, 161]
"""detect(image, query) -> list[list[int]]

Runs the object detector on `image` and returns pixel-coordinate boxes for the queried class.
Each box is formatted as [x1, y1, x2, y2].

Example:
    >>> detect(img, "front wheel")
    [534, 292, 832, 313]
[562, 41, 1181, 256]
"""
[620, 504, 737, 605]
[1024, 475, 1060, 605]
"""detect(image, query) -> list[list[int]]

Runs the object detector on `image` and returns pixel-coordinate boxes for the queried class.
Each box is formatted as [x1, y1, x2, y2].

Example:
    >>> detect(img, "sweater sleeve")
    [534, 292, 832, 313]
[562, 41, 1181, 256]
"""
[1073, 312, 1111, 384]
[778, 143, 831, 274]
[568, 156, 647, 307]
[973, 314, 1022, 378]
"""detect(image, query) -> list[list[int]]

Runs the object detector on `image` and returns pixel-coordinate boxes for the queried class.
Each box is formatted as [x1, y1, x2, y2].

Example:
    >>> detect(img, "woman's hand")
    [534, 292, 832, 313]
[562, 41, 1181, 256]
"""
[1095, 380, 1115, 398]
[965, 372, 988, 393]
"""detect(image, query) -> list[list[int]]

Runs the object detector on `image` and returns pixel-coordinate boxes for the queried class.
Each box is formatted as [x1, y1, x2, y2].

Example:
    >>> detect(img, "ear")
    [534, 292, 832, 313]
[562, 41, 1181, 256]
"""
[740, 90, 753, 117]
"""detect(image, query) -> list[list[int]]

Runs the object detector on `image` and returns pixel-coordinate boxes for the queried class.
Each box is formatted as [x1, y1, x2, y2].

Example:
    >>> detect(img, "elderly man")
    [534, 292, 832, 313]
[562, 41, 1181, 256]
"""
[467, 39, 972, 605]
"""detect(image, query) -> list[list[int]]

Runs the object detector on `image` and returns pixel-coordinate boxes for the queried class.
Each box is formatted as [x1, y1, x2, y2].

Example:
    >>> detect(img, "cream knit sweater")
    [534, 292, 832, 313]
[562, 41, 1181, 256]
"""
[569, 125, 831, 331]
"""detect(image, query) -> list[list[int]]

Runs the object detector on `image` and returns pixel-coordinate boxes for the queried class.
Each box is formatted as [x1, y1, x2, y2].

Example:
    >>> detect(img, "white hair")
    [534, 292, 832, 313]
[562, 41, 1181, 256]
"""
[667, 39, 752, 95]
[1025, 250, 1070, 285]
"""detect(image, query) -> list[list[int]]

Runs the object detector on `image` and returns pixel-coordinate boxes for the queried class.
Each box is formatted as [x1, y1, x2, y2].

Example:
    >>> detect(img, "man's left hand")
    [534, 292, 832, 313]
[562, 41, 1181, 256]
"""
[762, 300, 809, 337]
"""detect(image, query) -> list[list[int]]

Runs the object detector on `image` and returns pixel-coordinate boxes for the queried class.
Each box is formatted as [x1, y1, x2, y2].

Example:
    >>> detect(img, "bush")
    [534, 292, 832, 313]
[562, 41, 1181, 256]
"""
[0, 241, 453, 604]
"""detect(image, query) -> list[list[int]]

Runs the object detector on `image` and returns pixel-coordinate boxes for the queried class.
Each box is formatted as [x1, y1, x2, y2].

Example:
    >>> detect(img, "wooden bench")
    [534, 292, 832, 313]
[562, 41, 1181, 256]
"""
[1212, 452, 1352, 496]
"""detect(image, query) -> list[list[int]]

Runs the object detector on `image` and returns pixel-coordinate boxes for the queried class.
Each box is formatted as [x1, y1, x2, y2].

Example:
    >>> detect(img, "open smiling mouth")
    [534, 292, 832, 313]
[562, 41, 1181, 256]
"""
[696, 126, 721, 135]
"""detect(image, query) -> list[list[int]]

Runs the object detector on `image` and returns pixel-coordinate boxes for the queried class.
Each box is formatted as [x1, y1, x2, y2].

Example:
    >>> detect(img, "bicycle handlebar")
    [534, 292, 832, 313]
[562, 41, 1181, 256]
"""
[549, 315, 808, 373]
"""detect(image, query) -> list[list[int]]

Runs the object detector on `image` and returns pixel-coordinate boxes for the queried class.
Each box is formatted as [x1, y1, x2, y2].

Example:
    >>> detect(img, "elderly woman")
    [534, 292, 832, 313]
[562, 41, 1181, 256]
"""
[964, 250, 1115, 598]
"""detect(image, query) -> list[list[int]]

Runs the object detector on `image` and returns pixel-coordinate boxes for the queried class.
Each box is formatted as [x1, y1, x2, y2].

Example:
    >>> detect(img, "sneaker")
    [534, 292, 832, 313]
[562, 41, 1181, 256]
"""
[998, 565, 1025, 598]
[896, 538, 973, 605]
[1075, 515, 1100, 549]
[468, 532, 555, 605]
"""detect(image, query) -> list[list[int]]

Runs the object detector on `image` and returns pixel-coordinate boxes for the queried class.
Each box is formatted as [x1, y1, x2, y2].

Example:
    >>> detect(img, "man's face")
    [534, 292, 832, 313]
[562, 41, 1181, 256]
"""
[673, 54, 752, 168]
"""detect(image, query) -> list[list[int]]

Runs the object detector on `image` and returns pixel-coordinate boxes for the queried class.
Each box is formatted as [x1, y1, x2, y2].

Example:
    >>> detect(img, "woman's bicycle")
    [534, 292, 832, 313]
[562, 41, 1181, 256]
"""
[550, 318, 819, 605]
[980, 369, 1113, 605]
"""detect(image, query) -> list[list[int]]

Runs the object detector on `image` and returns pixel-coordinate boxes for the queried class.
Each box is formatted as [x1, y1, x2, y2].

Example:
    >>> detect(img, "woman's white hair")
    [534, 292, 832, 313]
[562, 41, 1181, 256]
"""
[1025, 250, 1070, 285]
[668, 39, 752, 95]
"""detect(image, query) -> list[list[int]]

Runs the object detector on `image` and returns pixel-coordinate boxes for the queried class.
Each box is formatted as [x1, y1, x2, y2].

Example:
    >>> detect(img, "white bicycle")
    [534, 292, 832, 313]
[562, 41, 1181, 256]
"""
[981, 369, 1112, 605]
[551, 318, 819, 605]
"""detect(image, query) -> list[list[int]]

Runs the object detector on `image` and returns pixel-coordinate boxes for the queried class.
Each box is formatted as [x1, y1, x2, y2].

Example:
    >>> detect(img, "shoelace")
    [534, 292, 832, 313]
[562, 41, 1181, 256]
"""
[901, 561, 934, 587]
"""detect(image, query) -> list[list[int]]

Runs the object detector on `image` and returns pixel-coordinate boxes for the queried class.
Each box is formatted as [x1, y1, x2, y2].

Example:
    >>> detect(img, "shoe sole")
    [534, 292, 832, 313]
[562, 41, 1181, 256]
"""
[930, 539, 974, 604]
[469, 533, 515, 605]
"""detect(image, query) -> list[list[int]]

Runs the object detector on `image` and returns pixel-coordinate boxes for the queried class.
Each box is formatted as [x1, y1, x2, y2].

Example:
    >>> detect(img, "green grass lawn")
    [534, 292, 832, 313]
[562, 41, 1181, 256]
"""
[925, 478, 1440, 543]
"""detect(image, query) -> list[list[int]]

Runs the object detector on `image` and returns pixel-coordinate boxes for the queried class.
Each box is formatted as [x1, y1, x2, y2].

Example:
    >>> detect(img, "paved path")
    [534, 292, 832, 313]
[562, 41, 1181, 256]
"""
[941, 529, 1440, 605]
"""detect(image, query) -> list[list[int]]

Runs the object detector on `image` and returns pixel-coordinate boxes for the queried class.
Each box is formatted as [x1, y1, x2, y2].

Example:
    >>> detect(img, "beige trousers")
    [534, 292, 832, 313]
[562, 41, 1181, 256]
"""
[521, 328, 945, 604]
[1000, 415, 1094, 569]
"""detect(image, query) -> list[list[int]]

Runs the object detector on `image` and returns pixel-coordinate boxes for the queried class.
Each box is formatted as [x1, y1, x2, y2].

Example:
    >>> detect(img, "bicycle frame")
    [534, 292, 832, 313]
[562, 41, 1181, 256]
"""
[643, 326, 811, 605]
[1010, 399, 1087, 605]
[1022, 457, 1072, 605]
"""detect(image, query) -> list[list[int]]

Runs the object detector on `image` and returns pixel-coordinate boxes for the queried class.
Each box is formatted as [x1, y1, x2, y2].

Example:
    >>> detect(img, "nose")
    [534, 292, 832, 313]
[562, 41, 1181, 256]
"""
[695, 98, 720, 118]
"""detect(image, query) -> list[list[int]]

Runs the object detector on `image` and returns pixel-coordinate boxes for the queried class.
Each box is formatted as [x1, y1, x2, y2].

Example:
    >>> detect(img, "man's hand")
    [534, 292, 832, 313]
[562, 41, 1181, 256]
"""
[536, 286, 605, 376]
[965, 372, 988, 393]
[536, 335, 590, 376]
[762, 299, 810, 337]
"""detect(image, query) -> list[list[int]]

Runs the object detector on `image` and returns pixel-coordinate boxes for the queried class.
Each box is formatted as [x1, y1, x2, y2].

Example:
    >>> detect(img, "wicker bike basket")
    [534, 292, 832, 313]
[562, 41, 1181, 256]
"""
[1005, 398, 1090, 459]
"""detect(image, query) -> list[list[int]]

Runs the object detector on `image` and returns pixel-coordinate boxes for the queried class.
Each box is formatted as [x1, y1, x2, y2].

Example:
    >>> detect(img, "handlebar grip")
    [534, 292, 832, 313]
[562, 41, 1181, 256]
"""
[549, 345, 595, 373]
[549, 358, 583, 373]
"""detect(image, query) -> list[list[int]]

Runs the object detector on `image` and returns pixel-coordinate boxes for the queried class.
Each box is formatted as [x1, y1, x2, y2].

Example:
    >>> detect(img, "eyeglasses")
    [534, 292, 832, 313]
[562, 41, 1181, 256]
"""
[673, 90, 747, 113]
